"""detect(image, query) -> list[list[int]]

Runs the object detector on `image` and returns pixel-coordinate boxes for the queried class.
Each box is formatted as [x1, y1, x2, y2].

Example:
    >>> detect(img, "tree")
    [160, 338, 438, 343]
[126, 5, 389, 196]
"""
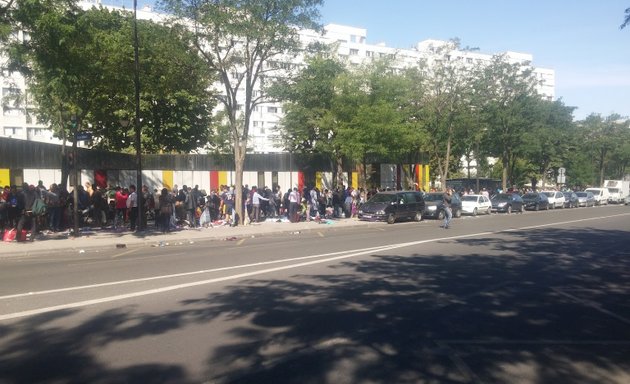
[404, 40, 474, 190]
[475, 54, 540, 190]
[336, 60, 411, 189]
[521, 98, 575, 189]
[271, 53, 350, 186]
[162, 0, 323, 224]
[579, 113, 629, 186]
[621, 7, 630, 29]
[7, 1, 216, 175]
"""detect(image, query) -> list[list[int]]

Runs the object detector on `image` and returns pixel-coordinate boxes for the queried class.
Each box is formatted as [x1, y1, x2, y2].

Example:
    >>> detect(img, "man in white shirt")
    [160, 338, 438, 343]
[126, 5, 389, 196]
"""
[288, 187, 300, 222]
[126, 185, 138, 231]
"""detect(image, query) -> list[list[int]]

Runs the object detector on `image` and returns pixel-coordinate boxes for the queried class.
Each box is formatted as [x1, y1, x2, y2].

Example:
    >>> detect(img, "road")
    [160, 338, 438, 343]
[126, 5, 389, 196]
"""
[1, 205, 630, 383]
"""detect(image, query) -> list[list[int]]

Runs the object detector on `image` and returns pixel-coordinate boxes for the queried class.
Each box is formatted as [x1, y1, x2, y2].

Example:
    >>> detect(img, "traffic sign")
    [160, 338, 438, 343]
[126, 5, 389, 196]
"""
[75, 132, 92, 141]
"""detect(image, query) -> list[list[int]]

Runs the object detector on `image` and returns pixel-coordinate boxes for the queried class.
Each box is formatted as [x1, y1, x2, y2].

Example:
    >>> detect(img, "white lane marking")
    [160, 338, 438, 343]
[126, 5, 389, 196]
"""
[1, 213, 628, 321]
[0, 244, 398, 300]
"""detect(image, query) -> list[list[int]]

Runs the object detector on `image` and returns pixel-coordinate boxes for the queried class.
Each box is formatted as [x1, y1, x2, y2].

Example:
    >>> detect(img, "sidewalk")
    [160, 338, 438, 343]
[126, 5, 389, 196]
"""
[0, 217, 375, 257]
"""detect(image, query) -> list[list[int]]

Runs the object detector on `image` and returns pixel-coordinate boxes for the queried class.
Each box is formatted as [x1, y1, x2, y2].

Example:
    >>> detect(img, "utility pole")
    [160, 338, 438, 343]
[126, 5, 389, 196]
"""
[71, 115, 79, 237]
[133, 0, 143, 230]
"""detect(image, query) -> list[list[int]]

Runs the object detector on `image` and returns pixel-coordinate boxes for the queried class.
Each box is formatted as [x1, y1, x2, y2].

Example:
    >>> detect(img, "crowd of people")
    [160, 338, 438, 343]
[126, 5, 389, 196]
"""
[0, 180, 373, 242]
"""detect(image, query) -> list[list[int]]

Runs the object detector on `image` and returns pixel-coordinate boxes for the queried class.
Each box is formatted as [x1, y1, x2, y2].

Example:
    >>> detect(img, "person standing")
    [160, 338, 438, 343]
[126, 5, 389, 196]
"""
[251, 186, 269, 223]
[442, 188, 453, 229]
[16, 184, 38, 241]
[288, 187, 300, 223]
[185, 186, 197, 228]
[114, 187, 128, 230]
[127, 185, 138, 231]
[158, 188, 173, 233]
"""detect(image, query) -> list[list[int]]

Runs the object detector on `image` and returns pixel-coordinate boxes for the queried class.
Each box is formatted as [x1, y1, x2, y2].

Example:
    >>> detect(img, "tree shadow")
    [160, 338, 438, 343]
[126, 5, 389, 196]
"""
[1, 227, 629, 383]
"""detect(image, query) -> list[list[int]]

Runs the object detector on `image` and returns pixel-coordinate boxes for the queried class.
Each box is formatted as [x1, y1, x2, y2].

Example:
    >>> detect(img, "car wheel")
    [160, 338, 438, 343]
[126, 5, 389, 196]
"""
[519, 205, 524, 213]
[414, 211, 422, 222]
[486, 207, 491, 215]
[386, 213, 396, 224]
[454, 208, 461, 218]
[507, 205, 512, 214]
[437, 210, 445, 220]
[472, 207, 478, 216]
[535, 204, 539, 211]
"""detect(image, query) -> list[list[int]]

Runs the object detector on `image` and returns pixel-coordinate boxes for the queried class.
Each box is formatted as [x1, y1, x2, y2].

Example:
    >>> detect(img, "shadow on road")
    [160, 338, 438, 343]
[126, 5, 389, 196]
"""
[1, 227, 630, 383]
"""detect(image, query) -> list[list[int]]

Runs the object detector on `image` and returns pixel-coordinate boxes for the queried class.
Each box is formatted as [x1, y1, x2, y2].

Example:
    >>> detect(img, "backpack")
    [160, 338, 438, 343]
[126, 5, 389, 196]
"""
[32, 198, 47, 216]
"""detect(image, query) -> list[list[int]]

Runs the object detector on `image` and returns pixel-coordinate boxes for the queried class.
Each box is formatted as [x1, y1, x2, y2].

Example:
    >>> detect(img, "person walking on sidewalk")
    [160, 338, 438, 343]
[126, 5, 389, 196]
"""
[441, 188, 453, 229]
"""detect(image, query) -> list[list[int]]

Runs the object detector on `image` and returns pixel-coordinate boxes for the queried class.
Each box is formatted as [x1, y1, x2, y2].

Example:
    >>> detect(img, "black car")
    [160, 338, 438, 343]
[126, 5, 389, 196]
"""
[358, 191, 425, 224]
[422, 192, 462, 220]
[563, 191, 579, 208]
[490, 193, 524, 213]
[521, 192, 549, 211]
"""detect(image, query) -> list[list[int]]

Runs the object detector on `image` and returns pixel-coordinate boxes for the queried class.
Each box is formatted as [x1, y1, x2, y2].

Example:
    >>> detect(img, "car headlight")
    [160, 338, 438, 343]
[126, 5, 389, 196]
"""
[426, 206, 436, 211]
[376, 210, 385, 215]
[497, 202, 506, 207]
[358, 209, 364, 214]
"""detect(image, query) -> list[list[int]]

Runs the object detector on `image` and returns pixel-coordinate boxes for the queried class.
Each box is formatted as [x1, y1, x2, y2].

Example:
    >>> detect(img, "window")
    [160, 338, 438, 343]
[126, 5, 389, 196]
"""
[4, 127, 23, 136]
[3, 107, 22, 117]
[267, 106, 278, 113]
[27, 127, 46, 139]
[253, 121, 259, 127]
[466, 58, 473, 64]
[349, 48, 359, 56]
[366, 51, 374, 57]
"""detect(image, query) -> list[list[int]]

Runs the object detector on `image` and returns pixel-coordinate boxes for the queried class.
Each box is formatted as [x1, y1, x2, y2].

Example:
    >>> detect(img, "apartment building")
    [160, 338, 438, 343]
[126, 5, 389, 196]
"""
[1, 1, 555, 153]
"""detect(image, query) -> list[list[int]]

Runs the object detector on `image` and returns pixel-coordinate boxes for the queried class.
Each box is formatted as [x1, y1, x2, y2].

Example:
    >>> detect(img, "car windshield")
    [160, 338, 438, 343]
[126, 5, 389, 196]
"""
[423, 193, 444, 202]
[523, 193, 538, 199]
[563, 193, 572, 197]
[492, 194, 510, 201]
[576, 192, 587, 197]
[368, 194, 397, 203]
[461, 196, 478, 202]
[543, 192, 555, 197]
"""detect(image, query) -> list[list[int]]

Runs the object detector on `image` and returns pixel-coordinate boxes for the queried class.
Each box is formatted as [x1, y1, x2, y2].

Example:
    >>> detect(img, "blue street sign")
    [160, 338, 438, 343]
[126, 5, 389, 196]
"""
[75, 132, 92, 141]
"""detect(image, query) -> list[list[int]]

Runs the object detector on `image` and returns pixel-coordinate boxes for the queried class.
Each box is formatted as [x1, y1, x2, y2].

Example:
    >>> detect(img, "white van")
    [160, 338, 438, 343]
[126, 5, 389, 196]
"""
[584, 188, 610, 205]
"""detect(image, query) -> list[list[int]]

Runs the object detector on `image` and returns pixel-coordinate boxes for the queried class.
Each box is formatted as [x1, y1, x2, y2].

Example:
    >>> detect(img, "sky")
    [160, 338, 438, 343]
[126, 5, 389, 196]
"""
[125, 0, 630, 120]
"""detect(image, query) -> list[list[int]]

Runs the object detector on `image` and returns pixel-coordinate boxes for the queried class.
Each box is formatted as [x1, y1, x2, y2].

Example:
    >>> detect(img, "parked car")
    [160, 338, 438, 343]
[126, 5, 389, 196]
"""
[542, 191, 565, 209]
[575, 191, 595, 207]
[422, 192, 462, 220]
[521, 192, 550, 211]
[461, 194, 492, 216]
[358, 191, 425, 224]
[491, 193, 524, 214]
[585, 188, 610, 205]
[562, 191, 579, 208]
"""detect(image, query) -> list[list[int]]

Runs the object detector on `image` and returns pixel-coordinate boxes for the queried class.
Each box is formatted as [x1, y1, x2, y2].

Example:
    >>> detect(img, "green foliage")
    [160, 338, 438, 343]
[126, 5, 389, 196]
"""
[577, 113, 630, 186]
[7, 2, 215, 152]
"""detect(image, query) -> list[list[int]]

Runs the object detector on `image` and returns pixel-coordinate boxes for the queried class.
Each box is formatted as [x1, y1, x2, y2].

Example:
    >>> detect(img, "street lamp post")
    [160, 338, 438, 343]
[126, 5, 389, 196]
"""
[133, 0, 143, 230]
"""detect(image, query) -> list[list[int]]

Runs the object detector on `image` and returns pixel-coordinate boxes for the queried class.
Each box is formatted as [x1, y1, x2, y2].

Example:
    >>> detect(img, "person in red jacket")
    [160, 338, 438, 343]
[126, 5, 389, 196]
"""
[114, 186, 128, 230]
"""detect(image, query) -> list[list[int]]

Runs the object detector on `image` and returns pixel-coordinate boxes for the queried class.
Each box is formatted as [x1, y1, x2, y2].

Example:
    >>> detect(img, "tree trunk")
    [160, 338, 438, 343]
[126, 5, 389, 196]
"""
[502, 157, 508, 191]
[335, 154, 344, 188]
[234, 141, 246, 225]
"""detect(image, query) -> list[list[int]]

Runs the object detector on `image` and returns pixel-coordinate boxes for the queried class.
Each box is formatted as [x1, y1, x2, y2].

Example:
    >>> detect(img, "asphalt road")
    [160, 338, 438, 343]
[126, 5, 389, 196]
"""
[1, 205, 630, 384]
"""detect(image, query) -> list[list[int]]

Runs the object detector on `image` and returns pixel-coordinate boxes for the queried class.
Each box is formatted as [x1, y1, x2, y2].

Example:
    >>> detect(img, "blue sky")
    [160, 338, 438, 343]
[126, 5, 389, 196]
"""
[126, 0, 630, 120]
